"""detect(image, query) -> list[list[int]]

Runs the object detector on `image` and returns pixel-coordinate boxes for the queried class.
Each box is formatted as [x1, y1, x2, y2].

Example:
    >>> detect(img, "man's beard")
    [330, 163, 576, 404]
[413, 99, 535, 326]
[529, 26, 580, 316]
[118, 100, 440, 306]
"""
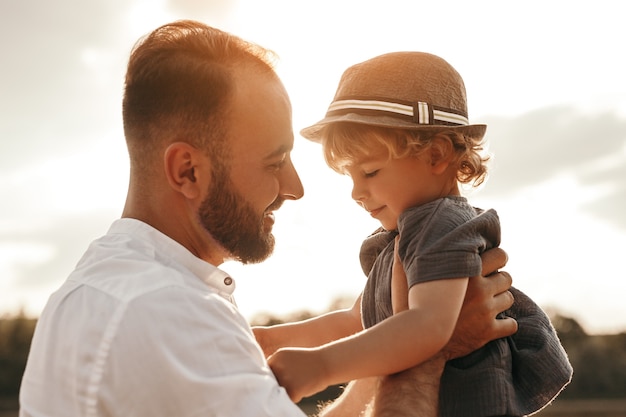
[198, 170, 281, 264]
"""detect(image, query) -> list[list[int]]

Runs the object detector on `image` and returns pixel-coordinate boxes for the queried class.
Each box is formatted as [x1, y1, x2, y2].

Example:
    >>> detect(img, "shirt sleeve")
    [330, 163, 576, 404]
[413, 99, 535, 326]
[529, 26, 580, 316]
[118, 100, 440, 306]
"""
[397, 200, 500, 287]
[99, 286, 306, 417]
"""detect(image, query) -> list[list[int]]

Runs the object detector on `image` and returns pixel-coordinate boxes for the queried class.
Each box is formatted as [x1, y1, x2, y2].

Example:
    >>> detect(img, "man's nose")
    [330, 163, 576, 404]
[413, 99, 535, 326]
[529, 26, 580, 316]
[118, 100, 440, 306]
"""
[279, 159, 304, 200]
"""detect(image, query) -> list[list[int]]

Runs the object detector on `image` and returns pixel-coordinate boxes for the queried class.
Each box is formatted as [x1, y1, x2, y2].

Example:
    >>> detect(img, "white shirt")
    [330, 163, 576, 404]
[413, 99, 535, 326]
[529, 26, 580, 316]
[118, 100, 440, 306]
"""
[19, 218, 305, 417]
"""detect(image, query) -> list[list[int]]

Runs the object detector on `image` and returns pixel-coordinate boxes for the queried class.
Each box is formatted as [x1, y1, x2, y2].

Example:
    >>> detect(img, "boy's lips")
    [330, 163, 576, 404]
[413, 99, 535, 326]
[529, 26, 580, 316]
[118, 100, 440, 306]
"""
[368, 206, 385, 217]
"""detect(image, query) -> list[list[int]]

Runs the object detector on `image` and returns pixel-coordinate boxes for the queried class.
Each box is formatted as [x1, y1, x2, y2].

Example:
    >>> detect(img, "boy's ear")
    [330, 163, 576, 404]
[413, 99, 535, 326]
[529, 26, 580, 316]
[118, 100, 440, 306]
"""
[163, 142, 209, 200]
[429, 136, 453, 175]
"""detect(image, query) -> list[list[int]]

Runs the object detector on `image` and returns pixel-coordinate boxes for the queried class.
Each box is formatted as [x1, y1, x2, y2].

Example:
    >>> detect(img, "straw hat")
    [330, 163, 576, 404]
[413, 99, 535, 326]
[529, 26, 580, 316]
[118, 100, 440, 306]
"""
[300, 51, 486, 142]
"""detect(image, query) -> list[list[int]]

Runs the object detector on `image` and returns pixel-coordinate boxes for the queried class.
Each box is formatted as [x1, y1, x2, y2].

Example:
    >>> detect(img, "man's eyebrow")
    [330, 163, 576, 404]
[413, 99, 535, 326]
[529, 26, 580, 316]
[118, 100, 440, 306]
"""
[263, 144, 292, 160]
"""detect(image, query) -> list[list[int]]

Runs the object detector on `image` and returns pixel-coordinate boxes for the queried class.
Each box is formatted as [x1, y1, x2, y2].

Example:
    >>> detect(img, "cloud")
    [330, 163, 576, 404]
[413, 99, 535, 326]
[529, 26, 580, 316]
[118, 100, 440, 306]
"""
[0, 211, 115, 288]
[580, 167, 626, 229]
[0, 209, 119, 318]
[0, 0, 134, 172]
[0, 0, 245, 175]
[479, 106, 626, 229]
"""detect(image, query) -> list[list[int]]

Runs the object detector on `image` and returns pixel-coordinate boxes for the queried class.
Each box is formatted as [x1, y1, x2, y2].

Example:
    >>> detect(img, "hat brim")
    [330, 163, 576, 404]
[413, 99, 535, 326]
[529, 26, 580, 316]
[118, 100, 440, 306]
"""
[300, 113, 486, 143]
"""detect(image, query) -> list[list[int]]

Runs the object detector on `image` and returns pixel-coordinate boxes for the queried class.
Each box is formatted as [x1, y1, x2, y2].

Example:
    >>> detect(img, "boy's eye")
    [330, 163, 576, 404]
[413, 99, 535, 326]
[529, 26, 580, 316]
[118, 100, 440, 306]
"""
[364, 169, 379, 178]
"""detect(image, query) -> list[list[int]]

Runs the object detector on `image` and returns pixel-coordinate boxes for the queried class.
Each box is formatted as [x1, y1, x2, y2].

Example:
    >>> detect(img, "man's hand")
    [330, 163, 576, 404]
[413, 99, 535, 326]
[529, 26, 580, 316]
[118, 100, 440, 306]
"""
[443, 247, 518, 360]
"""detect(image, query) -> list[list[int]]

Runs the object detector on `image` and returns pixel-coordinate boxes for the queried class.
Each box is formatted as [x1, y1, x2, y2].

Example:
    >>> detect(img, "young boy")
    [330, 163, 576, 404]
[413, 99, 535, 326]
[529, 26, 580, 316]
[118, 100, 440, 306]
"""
[257, 52, 572, 416]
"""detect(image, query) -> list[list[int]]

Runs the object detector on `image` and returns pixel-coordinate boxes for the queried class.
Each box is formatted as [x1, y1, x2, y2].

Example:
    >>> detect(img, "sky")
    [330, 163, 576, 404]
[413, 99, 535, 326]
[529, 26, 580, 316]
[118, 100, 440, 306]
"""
[1, 0, 625, 335]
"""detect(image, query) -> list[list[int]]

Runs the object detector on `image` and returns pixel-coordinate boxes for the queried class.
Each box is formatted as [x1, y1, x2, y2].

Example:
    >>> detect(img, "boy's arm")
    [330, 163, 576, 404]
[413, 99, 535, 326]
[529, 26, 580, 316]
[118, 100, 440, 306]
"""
[316, 248, 517, 417]
[268, 277, 468, 402]
[253, 294, 363, 358]
[442, 247, 518, 360]
[268, 234, 469, 402]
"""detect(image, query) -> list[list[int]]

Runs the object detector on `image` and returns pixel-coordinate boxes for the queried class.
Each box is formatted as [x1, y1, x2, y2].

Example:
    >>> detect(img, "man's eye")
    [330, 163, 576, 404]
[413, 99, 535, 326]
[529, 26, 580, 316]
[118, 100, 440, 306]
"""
[270, 158, 287, 170]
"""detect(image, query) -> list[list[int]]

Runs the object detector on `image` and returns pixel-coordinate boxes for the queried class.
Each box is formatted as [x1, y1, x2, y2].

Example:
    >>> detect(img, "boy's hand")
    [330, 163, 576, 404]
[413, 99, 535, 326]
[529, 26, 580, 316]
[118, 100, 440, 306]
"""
[268, 347, 330, 403]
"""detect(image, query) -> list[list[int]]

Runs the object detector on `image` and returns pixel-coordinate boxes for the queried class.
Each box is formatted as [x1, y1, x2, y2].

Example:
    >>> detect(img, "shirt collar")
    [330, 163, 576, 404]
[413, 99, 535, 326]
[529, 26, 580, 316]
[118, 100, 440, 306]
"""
[108, 218, 236, 297]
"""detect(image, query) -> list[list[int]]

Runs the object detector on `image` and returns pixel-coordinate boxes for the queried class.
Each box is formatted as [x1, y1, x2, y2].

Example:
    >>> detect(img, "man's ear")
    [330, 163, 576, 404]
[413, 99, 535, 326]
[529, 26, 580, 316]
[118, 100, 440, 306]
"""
[163, 142, 209, 200]
[428, 136, 453, 175]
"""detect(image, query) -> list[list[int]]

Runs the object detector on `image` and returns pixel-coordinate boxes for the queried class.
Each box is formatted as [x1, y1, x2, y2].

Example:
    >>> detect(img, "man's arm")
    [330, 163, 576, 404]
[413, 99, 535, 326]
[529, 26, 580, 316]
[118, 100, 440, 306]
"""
[369, 355, 446, 417]
[313, 356, 446, 417]
[316, 377, 377, 417]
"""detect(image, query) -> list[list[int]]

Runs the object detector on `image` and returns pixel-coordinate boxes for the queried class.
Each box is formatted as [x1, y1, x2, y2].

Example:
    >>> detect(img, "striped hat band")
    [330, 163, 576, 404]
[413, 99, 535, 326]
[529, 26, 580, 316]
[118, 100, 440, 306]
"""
[326, 98, 469, 127]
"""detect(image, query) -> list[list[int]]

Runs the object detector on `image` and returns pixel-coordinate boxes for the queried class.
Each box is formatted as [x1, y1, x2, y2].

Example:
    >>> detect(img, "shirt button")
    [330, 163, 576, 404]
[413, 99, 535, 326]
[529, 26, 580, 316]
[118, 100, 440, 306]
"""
[223, 276, 233, 286]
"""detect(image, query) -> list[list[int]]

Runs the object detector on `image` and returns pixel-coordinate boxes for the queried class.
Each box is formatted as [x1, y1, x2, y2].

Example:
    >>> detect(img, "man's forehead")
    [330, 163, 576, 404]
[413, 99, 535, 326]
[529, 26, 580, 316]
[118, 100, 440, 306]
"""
[225, 70, 294, 157]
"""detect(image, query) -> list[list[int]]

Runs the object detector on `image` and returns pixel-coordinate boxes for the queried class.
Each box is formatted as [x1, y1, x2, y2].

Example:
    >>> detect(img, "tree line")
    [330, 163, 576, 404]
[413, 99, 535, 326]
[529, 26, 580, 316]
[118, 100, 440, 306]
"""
[1, 306, 625, 413]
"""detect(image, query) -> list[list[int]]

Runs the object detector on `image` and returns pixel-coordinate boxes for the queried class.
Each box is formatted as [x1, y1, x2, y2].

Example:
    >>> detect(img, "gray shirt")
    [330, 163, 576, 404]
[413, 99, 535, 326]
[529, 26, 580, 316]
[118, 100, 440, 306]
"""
[359, 196, 572, 417]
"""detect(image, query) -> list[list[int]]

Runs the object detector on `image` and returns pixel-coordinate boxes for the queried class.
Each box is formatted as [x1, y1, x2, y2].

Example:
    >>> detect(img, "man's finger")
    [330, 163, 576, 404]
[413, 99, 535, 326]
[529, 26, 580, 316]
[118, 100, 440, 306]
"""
[493, 317, 518, 339]
[493, 284, 514, 309]
[481, 247, 508, 276]
[491, 271, 513, 296]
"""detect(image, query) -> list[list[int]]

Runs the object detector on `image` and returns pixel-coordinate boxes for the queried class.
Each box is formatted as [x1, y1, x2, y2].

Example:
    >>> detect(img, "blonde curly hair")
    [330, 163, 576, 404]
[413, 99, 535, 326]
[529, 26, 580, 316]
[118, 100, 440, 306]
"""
[321, 123, 490, 187]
